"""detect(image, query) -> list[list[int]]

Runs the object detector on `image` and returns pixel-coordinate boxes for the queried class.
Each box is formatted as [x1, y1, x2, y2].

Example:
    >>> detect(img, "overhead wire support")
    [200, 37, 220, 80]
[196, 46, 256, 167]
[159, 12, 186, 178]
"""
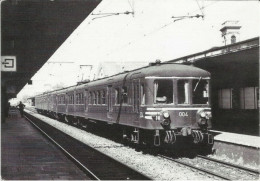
[172, 14, 204, 22]
[127, 0, 135, 17]
[195, 0, 205, 19]
[91, 11, 134, 20]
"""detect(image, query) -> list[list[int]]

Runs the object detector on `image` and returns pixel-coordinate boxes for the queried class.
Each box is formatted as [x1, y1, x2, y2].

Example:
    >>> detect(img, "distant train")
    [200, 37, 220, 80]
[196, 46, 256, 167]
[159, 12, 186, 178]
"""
[35, 61, 213, 148]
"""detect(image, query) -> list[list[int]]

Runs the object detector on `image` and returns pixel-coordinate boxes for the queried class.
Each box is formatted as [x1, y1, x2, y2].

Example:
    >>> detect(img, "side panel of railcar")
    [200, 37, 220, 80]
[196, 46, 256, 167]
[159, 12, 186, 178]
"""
[57, 93, 66, 114]
[87, 84, 110, 122]
[67, 91, 75, 115]
[74, 87, 85, 117]
[111, 79, 134, 125]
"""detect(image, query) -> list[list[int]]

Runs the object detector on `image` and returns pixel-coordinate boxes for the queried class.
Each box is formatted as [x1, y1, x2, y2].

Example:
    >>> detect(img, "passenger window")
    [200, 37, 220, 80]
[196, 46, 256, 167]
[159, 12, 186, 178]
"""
[141, 84, 145, 105]
[97, 91, 101, 105]
[89, 92, 92, 104]
[154, 80, 173, 104]
[101, 90, 106, 104]
[68, 95, 71, 104]
[93, 92, 97, 104]
[115, 88, 120, 104]
[177, 80, 189, 104]
[80, 93, 83, 104]
[76, 94, 79, 104]
[122, 86, 128, 104]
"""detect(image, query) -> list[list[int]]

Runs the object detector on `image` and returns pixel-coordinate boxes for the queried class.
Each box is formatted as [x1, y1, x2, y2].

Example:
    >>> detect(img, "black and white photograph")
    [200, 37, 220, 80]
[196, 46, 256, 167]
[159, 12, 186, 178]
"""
[1, 0, 259, 180]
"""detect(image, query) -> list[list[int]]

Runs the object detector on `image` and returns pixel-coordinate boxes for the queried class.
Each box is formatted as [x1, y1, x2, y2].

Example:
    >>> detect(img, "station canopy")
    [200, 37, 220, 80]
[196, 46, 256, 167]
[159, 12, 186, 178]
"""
[1, 0, 102, 99]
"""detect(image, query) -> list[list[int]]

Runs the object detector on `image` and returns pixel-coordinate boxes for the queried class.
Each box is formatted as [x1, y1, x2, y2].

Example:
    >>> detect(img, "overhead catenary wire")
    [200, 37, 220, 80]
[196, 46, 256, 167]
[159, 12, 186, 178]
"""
[81, 0, 216, 61]
[172, 14, 204, 22]
[104, 0, 220, 58]
[91, 11, 134, 20]
[91, 0, 135, 20]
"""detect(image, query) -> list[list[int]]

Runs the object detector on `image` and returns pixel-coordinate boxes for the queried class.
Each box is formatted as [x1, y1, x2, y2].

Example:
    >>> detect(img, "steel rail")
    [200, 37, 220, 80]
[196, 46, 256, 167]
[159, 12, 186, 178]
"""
[24, 111, 152, 180]
[158, 154, 231, 180]
[197, 155, 260, 175]
[24, 115, 101, 180]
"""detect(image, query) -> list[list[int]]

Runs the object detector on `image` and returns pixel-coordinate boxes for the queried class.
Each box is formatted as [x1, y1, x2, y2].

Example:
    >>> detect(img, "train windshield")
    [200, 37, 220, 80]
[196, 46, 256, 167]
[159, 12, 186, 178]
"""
[154, 80, 173, 104]
[153, 78, 209, 105]
[177, 80, 189, 104]
[192, 79, 209, 104]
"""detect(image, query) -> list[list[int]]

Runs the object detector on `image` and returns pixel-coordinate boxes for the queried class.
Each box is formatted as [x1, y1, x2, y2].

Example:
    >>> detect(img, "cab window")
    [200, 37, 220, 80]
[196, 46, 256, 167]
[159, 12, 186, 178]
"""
[192, 79, 209, 104]
[154, 80, 173, 104]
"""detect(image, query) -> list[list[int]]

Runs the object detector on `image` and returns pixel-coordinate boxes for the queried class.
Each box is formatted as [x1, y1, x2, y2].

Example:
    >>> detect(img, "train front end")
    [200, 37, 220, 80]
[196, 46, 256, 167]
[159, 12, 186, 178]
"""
[143, 71, 213, 147]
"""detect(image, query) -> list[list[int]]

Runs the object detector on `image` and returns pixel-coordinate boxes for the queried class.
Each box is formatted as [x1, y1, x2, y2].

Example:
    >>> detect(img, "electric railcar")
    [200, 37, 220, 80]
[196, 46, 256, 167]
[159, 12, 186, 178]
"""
[35, 62, 213, 147]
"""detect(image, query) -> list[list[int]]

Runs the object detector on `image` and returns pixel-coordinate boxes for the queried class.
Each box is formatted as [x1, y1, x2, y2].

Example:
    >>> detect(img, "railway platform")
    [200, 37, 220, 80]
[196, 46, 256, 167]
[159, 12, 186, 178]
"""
[1, 109, 90, 180]
[210, 130, 260, 169]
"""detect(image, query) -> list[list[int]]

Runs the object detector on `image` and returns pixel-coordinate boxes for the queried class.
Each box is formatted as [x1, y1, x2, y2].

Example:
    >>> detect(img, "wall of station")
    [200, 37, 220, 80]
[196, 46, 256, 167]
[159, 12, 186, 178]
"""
[193, 38, 259, 135]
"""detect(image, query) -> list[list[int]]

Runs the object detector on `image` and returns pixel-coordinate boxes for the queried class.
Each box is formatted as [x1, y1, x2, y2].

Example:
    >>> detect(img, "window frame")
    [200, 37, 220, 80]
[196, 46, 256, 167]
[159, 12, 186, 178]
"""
[115, 87, 120, 105]
[101, 90, 106, 105]
[218, 88, 232, 109]
[141, 83, 145, 105]
[89, 92, 92, 105]
[93, 92, 97, 105]
[122, 86, 128, 104]
[239, 87, 259, 110]
[154, 79, 174, 104]
[176, 79, 190, 105]
[191, 79, 210, 105]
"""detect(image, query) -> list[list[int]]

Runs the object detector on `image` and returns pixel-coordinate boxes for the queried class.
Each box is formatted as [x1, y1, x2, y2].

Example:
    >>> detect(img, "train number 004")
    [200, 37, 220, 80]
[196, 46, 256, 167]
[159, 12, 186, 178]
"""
[179, 112, 188, 117]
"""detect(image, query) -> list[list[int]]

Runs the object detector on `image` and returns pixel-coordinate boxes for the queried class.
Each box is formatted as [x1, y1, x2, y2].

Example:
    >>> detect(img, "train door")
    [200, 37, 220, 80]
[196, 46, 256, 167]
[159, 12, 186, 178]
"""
[52, 95, 54, 112]
[54, 95, 58, 112]
[107, 85, 113, 119]
[65, 93, 68, 113]
[133, 79, 140, 113]
[73, 90, 76, 116]
[84, 90, 88, 112]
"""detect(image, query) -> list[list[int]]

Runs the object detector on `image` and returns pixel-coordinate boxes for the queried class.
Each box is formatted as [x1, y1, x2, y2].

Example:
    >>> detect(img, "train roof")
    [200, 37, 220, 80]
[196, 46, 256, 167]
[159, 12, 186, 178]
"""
[85, 63, 210, 86]
[133, 63, 210, 77]
[35, 63, 210, 97]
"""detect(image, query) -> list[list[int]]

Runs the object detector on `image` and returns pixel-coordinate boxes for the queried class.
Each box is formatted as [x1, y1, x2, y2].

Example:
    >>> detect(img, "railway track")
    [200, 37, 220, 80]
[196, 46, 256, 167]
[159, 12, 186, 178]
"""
[24, 109, 259, 180]
[158, 154, 259, 180]
[24, 112, 151, 180]
[197, 155, 260, 175]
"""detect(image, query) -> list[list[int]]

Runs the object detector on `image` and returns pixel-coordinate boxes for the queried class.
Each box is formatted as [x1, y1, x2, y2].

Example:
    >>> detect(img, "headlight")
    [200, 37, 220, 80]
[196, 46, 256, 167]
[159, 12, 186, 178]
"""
[163, 112, 170, 118]
[162, 119, 171, 126]
[200, 118, 207, 125]
[206, 112, 212, 118]
[200, 112, 206, 118]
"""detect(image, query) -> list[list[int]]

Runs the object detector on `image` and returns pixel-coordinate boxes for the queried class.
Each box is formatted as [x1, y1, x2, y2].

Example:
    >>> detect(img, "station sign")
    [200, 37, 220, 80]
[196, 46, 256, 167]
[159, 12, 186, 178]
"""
[1, 56, 17, 72]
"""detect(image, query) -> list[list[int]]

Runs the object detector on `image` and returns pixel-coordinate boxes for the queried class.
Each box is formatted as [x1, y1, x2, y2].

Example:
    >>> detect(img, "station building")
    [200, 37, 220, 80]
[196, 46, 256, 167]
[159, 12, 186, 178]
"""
[168, 21, 259, 135]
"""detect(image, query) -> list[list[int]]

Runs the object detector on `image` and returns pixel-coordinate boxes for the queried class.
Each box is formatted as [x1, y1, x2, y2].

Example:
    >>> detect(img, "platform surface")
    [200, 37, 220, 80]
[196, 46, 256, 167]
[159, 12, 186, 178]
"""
[211, 130, 260, 148]
[1, 110, 90, 180]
